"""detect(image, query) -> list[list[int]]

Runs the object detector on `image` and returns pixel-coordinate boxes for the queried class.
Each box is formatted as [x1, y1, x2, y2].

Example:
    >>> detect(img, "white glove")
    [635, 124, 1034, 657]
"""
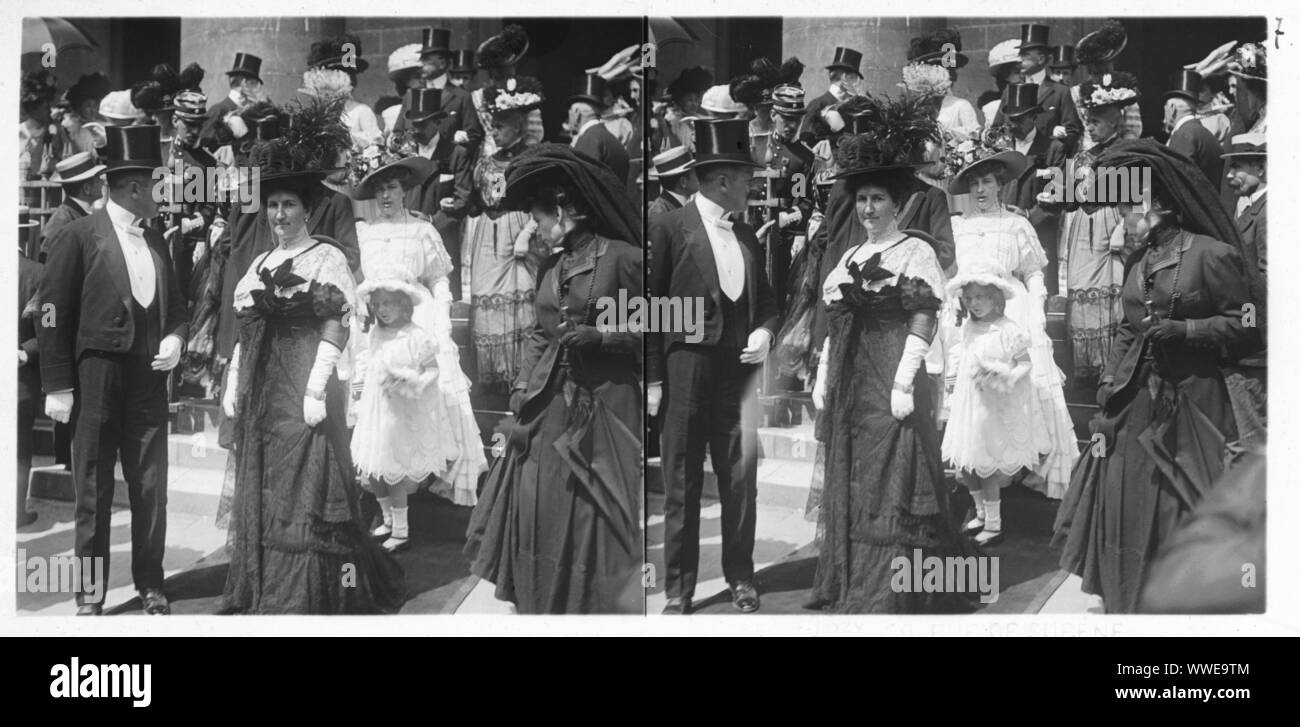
[225, 113, 248, 139]
[45, 390, 74, 424]
[755, 219, 776, 240]
[19, 349, 28, 366]
[891, 334, 930, 421]
[812, 338, 831, 410]
[222, 344, 241, 419]
[513, 219, 538, 259]
[778, 209, 802, 229]
[1108, 219, 1127, 252]
[1052, 125, 1068, 139]
[306, 340, 343, 394]
[181, 214, 203, 235]
[454, 130, 469, 145]
[739, 328, 773, 365]
[152, 334, 184, 371]
[647, 383, 662, 417]
[303, 396, 327, 426]
[1025, 272, 1049, 322]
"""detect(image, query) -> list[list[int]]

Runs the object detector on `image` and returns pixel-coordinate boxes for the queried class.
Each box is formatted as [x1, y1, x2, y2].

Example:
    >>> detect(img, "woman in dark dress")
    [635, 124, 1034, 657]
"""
[1053, 140, 1265, 613]
[217, 132, 405, 615]
[805, 132, 976, 614]
[465, 144, 643, 614]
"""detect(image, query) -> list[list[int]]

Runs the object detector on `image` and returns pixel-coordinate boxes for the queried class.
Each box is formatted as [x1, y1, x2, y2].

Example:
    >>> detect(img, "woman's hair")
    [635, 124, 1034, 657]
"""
[369, 289, 415, 328]
[848, 168, 912, 208]
[961, 282, 1007, 321]
[965, 159, 1007, 186]
[976, 89, 1001, 109]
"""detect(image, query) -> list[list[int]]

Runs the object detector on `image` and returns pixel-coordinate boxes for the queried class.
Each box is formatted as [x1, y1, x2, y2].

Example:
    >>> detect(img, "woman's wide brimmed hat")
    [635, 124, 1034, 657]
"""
[308, 33, 370, 74]
[988, 39, 1021, 71]
[98, 90, 139, 122]
[1075, 19, 1127, 66]
[946, 261, 1018, 300]
[908, 28, 969, 69]
[698, 84, 746, 116]
[1227, 42, 1267, 82]
[356, 277, 425, 308]
[351, 151, 433, 200]
[249, 96, 352, 193]
[948, 147, 1029, 195]
[828, 93, 938, 180]
[477, 24, 529, 69]
[1078, 72, 1140, 110]
[484, 76, 545, 117]
[388, 43, 423, 79]
[502, 143, 643, 246]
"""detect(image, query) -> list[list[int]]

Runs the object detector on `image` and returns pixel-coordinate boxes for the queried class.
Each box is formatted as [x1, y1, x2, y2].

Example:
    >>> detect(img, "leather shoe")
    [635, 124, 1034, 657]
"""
[730, 581, 760, 613]
[76, 603, 103, 616]
[139, 588, 170, 615]
[661, 596, 691, 615]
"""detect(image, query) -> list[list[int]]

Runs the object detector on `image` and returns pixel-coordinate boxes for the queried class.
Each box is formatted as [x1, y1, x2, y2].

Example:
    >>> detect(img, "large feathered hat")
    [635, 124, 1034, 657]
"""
[1077, 71, 1140, 110]
[1075, 19, 1128, 66]
[477, 24, 530, 69]
[21, 70, 58, 107]
[667, 66, 713, 104]
[830, 93, 939, 180]
[308, 33, 370, 74]
[946, 126, 1029, 194]
[908, 27, 969, 69]
[130, 62, 204, 115]
[64, 72, 113, 110]
[483, 76, 546, 117]
[248, 96, 352, 196]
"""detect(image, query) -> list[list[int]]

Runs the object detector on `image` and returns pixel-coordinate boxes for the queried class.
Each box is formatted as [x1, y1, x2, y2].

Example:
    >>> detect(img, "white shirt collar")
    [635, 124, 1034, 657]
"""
[106, 199, 140, 231]
[69, 196, 95, 214]
[1172, 113, 1198, 134]
[430, 74, 447, 90]
[228, 88, 243, 105]
[418, 133, 440, 158]
[1015, 127, 1038, 153]
[668, 190, 691, 207]
[1027, 68, 1047, 85]
[695, 192, 730, 226]
[1246, 185, 1267, 206]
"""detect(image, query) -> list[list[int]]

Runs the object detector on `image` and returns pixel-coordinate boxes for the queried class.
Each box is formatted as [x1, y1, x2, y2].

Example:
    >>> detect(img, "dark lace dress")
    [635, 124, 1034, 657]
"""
[219, 239, 405, 614]
[810, 238, 977, 614]
[465, 232, 644, 614]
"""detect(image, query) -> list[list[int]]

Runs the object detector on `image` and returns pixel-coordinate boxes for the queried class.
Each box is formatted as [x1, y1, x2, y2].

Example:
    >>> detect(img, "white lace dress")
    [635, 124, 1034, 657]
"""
[351, 321, 455, 490]
[941, 316, 1041, 477]
[940, 210, 1079, 498]
[355, 214, 486, 506]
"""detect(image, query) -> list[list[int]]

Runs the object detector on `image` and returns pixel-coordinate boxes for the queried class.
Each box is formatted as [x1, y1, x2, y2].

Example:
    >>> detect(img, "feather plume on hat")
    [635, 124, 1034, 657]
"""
[779, 57, 805, 87]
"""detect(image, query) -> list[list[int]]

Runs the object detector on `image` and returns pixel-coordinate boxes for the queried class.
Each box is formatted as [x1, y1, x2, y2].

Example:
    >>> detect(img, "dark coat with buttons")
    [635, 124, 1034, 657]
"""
[37, 208, 189, 393]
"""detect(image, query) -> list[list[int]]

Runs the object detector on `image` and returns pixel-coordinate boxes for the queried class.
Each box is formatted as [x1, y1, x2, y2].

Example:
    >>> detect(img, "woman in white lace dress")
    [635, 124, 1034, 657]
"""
[944, 149, 1078, 499]
[351, 152, 487, 508]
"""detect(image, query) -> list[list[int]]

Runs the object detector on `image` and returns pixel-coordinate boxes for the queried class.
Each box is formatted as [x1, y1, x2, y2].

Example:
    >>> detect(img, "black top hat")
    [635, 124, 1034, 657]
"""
[569, 75, 609, 108]
[1049, 45, 1077, 68]
[1002, 83, 1045, 118]
[308, 34, 370, 74]
[1019, 24, 1052, 52]
[227, 53, 263, 82]
[103, 125, 163, 174]
[826, 47, 863, 75]
[405, 88, 447, 123]
[421, 28, 453, 58]
[1163, 70, 1203, 103]
[451, 50, 475, 74]
[691, 119, 762, 169]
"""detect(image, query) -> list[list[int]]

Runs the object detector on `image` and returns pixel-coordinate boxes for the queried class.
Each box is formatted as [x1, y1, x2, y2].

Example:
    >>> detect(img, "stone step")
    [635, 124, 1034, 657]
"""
[646, 455, 816, 512]
[28, 461, 226, 519]
[758, 421, 818, 463]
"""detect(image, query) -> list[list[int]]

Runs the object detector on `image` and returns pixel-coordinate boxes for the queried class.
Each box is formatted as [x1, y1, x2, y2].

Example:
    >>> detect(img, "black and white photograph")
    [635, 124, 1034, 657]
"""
[644, 14, 1270, 617]
[16, 13, 646, 616]
[4, 0, 1295, 651]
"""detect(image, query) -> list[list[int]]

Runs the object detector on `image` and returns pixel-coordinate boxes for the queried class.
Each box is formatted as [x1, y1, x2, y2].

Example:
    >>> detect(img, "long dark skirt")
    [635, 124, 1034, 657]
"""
[811, 301, 977, 614]
[1054, 363, 1237, 613]
[221, 312, 405, 614]
[466, 371, 643, 614]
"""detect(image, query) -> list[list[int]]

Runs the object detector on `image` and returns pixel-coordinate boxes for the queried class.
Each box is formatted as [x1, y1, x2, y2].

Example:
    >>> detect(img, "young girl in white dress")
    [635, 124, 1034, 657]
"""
[941, 267, 1039, 546]
[351, 282, 455, 552]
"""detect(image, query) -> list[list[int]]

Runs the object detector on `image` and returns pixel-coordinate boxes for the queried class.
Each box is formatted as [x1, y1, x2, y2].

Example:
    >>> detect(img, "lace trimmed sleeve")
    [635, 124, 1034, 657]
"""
[302, 242, 358, 324]
[895, 237, 948, 308]
[1012, 215, 1048, 278]
[417, 219, 454, 288]
[232, 251, 272, 311]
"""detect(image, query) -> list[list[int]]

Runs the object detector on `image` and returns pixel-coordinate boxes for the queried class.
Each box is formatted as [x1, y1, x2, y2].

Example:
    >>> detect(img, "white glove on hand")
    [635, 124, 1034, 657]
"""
[740, 328, 773, 365]
[1052, 125, 1068, 139]
[303, 396, 327, 426]
[45, 391, 74, 424]
[778, 209, 802, 229]
[891, 333, 930, 421]
[223, 344, 242, 418]
[181, 214, 203, 235]
[812, 373, 827, 411]
[647, 383, 662, 417]
[514, 219, 538, 259]
[454, 130, 469, 145]
[152, 335, 184, 371]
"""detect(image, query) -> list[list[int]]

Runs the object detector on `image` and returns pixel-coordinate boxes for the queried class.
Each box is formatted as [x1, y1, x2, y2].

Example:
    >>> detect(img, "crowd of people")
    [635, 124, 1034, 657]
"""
[19, 23, 645, 615]
[646, 19, 1266, 614]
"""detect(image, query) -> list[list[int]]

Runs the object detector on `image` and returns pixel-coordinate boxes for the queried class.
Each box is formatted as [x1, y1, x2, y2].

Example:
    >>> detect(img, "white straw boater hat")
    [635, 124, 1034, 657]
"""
[946, 259, 1018, 300]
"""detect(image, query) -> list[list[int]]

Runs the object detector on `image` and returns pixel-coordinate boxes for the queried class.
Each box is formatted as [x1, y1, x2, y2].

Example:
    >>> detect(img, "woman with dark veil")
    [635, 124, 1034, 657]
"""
[216, 100, 405, 614]
[1053, 139, 1266, 614]
[465, 144, 643, 614]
